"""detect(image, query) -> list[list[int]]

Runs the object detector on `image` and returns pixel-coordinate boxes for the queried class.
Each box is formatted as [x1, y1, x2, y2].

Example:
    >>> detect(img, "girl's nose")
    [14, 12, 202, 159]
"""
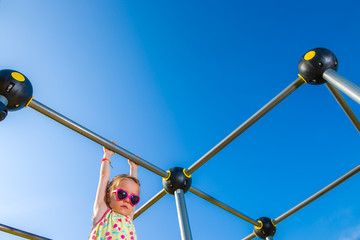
[124, 197, 131, 204]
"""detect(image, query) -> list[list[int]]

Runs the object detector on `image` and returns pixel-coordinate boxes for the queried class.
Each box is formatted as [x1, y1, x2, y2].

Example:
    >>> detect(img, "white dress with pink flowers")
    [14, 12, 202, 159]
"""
[89, 208, 137, 240]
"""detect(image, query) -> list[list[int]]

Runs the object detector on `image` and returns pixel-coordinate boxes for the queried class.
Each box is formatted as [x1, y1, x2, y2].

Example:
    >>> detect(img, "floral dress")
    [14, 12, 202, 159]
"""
[89, 209, 137, 240]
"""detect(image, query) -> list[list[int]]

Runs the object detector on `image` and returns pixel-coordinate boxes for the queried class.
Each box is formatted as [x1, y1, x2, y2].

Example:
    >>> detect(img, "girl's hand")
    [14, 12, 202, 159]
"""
[129, 155, 140, 178]
[103, 141, 116, 159]
[128, 159, 139, 170]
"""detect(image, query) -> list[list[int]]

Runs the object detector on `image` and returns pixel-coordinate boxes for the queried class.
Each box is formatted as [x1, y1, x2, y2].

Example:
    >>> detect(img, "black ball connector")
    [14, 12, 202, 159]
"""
[253, 217, 276, 239]
[162, 167, 192, 195]
[0, 69, 33, 121]
[298, 47, 338, 85]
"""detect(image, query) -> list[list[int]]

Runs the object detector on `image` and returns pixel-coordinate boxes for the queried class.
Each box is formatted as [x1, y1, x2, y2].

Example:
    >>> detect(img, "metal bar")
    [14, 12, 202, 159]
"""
[174, 189, 193, 240]
[189, 186, 261, 227]
[326, 82, 360, 133]
[242, 233, 256, 240]
[28, 99, 168, 178]
[274, 164, 360, 224]
[0, 223, 52, 240]
[186, 77, 304, 175]
[323, 69, 360, 105]
[133, 189, 167, 220]
[266, 236, 274, 240]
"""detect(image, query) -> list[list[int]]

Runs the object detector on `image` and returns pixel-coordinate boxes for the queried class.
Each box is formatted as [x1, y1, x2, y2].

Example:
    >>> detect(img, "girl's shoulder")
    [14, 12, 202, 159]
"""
[94, 209, 133, 227]
[93, 208, 111, 228]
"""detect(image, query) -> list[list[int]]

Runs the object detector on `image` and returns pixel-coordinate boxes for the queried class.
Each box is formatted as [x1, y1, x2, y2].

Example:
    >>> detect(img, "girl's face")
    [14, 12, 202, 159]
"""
[109, 179, 140, 216]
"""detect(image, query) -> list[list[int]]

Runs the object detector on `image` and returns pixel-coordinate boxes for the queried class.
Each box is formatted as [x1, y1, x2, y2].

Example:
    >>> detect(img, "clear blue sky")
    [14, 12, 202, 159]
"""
[1, 1, 360, 239]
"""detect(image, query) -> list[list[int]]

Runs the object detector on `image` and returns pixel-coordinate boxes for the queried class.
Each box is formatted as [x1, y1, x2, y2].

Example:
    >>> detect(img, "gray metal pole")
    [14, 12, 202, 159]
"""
[189, 186, 261, 227]
[275, 164, 360, 224]
[326, 82, 360, 133]
[323, 69, 360, 105]
[134, 189, 167, 220]
[0, 223, 52, 240]
[28, 99, 168, 178]
[174, 189, 193, 240]
[186, 77, 304, 175]
[266, 236, 274, 240]
[242, 233, 256, 240]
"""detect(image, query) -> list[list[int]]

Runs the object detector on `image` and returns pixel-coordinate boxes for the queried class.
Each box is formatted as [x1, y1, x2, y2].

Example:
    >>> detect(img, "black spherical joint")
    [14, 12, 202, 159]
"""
[253, 217, 276, 239]
[0, 69, 33, 111]
[162, 167, 192, 195]
[298, 47, 338, 85]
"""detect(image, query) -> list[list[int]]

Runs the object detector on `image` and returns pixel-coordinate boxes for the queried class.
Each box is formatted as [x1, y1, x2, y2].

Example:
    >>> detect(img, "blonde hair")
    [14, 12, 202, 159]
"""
[104, 174, 140, 207]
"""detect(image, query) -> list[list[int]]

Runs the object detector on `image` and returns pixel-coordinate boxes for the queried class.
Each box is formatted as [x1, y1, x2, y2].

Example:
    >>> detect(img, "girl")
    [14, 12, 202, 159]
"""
[89, 145, 140, 240]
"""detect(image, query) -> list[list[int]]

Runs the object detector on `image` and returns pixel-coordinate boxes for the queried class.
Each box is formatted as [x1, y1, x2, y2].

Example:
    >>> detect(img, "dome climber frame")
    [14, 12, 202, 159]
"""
[1, 48, 360, 240]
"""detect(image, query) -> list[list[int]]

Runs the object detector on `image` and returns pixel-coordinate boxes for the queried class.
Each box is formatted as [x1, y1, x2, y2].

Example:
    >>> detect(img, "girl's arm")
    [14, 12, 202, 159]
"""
[128, 159, 139, 220]
[128, 159, 139, 178]
[92, 146, 115, 226]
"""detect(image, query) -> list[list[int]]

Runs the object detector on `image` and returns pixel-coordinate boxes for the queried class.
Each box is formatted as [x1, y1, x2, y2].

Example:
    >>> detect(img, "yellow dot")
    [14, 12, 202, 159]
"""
[304, 51, 316, 61]
[11, 72, 25, 82]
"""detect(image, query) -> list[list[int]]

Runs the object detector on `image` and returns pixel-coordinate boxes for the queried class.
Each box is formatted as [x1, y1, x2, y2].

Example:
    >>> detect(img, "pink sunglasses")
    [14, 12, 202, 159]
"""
[111, 188, 140, 206]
